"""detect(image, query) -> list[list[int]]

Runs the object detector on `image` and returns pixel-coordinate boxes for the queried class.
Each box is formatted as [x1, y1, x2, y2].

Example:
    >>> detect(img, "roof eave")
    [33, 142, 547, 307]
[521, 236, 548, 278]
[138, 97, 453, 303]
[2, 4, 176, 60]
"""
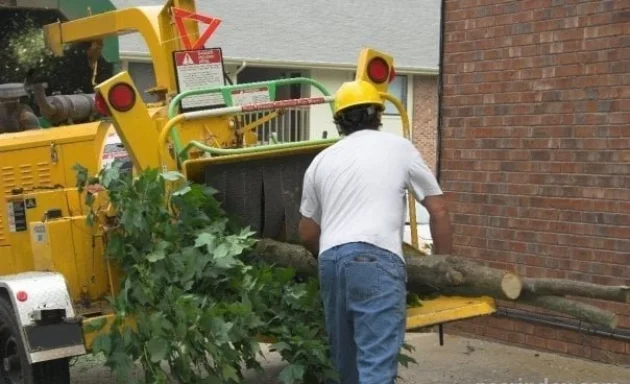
[119, 51, 439, 75]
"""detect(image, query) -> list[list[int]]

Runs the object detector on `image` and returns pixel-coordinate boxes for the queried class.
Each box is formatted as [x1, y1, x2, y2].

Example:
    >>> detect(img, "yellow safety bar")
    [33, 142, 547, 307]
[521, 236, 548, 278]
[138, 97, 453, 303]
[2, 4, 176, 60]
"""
[380, 92, 419, 251]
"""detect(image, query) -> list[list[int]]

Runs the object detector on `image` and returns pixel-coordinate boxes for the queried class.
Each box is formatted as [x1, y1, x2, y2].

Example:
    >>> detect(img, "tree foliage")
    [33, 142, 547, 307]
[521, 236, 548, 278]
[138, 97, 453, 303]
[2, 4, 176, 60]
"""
[74, 161, 416, 383]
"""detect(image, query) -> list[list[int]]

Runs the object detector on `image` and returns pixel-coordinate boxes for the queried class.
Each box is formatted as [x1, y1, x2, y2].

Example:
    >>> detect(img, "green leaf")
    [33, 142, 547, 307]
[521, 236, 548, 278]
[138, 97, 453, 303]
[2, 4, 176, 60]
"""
[270, 342, 291, 354]
[213, 242, 229, 259]
[83, 317, 106, 333]
[278, 363, 306, 384]
[195, 232, 216, 252]
[91, 334, 112, 355]
[173, 185, 192, 196]
[147, 338, 169, 362]
[146, 241, 169, 263]
[397, 351, 417, 368]
[101, 164, 120, 188]
[221, 364, 240, 382]
[161, 171, 185, 181]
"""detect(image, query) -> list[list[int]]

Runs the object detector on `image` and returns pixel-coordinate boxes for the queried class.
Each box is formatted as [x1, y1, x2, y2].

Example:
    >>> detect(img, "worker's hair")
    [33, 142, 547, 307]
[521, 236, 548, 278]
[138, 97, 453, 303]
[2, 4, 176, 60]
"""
[334, 103, 383, 136]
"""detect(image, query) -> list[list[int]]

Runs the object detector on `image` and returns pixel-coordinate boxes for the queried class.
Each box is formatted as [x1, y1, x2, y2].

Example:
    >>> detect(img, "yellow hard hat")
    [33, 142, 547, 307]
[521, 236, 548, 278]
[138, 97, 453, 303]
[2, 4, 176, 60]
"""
[333, 80, 384, 117]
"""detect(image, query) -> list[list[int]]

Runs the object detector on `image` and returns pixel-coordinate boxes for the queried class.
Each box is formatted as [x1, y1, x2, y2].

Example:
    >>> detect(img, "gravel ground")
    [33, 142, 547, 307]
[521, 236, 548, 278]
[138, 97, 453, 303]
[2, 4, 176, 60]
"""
[69, 332, 629, 384]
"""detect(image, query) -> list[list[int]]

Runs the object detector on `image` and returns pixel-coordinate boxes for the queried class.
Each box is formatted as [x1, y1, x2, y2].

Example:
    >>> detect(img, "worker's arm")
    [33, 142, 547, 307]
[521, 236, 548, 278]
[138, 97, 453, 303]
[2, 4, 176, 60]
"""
[407, 147, 453, 255]
[422, 195, 453, 255]
[298, 166, 322, 258]
[298, 216, 320, 257]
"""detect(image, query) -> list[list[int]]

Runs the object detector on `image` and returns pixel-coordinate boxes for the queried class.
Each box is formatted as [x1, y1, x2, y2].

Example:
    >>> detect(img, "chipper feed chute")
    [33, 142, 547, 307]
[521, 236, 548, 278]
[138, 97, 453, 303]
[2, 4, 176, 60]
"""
[158, 77, 340, 243]
[202, 148, 324, 242]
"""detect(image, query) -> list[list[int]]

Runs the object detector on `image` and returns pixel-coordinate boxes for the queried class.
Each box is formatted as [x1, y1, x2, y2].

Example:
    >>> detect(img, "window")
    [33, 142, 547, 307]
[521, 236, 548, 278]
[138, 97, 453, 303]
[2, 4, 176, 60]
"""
[383, 75, 408, 116]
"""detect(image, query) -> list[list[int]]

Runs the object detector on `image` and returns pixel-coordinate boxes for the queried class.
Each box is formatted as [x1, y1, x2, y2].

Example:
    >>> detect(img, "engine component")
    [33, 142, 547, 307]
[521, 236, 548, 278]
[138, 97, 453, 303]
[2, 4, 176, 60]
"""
[0, 83, 41, 133]
[30, 83, 96, 125]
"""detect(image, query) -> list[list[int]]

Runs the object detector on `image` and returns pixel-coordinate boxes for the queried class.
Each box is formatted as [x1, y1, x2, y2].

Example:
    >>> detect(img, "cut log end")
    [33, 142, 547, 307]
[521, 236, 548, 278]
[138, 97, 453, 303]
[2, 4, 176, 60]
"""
[501, 273, 523, 300]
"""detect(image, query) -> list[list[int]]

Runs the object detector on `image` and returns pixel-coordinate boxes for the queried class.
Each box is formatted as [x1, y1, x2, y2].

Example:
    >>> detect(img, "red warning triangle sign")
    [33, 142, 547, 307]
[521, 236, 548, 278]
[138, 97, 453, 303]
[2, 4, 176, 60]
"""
[172, 7, 222, 50]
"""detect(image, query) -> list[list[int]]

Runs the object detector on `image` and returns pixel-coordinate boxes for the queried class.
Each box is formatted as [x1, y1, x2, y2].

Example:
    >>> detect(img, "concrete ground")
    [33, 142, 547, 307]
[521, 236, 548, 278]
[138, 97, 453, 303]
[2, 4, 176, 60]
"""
[69, 332, 629, 384]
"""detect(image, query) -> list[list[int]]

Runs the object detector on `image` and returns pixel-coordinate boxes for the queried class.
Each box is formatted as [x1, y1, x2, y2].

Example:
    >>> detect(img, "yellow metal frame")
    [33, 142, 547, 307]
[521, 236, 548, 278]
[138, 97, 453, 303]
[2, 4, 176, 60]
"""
[43, 0, 198, 97]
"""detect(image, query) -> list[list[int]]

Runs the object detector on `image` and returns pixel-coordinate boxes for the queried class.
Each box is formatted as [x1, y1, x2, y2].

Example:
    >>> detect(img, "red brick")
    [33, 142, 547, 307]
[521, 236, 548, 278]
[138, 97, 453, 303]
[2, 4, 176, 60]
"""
[546, 339, 568, 353]
[567, 343, 591, 359]
[525, 335, 548, 349]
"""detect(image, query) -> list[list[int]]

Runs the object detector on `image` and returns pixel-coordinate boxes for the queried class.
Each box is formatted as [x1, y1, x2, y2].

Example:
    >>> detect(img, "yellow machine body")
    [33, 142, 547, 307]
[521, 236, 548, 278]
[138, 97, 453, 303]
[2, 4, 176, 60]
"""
[0, 0, 495, 362]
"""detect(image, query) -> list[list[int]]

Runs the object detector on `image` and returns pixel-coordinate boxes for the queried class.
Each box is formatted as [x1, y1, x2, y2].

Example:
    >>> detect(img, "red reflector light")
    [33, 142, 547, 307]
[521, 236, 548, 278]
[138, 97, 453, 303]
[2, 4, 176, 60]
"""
[108, 83, 136, 112]
[95, 92, 110, 116]
[16, 291, 27, 302]
[367, 57, 390, 84]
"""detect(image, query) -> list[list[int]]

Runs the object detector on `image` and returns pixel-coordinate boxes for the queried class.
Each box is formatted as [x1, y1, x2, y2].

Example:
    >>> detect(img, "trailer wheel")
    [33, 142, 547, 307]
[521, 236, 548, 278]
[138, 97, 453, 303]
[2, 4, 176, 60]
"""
[0, 297, 70, 384]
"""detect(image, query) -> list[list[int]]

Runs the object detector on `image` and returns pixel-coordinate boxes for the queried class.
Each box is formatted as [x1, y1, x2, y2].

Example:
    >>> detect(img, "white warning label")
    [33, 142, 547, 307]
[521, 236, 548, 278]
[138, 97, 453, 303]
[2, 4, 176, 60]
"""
[231, 87, 271, 106]
[32, 223, 47, 244]
[174, 48, 226, 110]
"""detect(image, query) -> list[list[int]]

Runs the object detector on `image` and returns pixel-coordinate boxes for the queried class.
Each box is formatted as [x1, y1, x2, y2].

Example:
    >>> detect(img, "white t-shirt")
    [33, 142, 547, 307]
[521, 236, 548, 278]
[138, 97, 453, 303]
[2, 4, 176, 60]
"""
[299, 129, 443, 261]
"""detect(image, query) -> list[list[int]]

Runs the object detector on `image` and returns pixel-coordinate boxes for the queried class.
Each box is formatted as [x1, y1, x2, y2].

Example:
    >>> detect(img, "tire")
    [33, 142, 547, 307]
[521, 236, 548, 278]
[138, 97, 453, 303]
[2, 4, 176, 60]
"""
[0, 297, 70, 384]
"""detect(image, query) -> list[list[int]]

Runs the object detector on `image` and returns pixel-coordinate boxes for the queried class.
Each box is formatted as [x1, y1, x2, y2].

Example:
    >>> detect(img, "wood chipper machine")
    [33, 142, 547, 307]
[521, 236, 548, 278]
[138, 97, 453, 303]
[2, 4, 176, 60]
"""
[0, 0, 496, 382]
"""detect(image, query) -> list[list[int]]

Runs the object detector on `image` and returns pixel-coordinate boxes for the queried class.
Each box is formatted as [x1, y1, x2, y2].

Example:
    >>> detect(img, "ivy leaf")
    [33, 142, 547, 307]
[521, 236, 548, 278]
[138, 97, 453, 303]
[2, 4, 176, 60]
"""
[278, 363, 306, 384]
[147, 337, 169, 362]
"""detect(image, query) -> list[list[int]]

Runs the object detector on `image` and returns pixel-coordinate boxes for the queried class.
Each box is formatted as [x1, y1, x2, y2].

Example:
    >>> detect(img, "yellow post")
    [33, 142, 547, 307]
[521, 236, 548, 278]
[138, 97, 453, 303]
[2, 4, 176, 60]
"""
[380, 92, 419, 251]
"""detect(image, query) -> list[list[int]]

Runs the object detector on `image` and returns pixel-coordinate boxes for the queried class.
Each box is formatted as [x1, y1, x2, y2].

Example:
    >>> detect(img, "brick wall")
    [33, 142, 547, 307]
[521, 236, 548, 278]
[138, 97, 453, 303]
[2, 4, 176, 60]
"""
[412, 75, 439, 173]
[440, 0, 630, 365]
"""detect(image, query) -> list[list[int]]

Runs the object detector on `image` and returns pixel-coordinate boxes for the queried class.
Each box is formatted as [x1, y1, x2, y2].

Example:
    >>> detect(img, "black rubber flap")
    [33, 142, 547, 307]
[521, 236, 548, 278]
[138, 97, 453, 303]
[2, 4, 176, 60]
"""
[204, 152, 318, 241]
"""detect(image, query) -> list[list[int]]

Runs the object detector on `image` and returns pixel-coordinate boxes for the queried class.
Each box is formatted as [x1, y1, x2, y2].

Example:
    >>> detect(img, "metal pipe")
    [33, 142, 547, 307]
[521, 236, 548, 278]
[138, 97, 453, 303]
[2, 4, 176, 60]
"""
[494, 307, 630, 342]
[30, 84, 96, 125]
[435, 0, 446, 183]
[233, 61, 247, 82]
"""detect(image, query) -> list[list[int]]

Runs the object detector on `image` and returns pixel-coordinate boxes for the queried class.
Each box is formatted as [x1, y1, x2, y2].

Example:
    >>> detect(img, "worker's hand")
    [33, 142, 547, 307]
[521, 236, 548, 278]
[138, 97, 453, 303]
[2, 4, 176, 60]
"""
[422, 195, 453, 255]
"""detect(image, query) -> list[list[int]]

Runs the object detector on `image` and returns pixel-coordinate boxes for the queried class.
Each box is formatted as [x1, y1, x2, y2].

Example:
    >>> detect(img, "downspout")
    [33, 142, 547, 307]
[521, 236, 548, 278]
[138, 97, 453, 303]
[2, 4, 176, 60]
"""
[435, 0, 446, 182]
[233, 61, 248, 84]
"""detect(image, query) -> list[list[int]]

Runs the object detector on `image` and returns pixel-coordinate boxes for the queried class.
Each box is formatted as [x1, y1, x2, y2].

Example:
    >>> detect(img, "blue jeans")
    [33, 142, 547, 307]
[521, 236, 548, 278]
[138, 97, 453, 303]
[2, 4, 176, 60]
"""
[318, 242, 407, 384]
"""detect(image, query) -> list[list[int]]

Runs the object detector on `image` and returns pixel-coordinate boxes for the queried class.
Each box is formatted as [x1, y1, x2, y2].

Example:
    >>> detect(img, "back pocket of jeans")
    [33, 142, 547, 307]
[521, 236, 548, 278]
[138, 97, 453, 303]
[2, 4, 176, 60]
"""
[345, 256, 381, 301]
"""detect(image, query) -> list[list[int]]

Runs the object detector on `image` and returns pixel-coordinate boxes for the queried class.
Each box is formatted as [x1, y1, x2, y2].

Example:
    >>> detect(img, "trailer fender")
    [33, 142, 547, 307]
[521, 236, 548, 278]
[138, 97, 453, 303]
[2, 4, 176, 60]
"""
[0, 271, 86, 364]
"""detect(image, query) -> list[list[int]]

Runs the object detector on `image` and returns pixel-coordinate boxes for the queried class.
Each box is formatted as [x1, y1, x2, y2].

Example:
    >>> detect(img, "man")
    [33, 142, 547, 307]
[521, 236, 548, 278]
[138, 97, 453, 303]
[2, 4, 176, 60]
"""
[298, 80, 453, 384]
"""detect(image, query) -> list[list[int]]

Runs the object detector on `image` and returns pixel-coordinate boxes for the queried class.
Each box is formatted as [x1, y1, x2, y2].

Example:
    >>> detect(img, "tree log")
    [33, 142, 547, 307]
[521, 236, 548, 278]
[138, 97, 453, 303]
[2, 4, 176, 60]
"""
[517, 295, 618, 329]
[522, 278, 630, 304]
[252, 239, 522, 300]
